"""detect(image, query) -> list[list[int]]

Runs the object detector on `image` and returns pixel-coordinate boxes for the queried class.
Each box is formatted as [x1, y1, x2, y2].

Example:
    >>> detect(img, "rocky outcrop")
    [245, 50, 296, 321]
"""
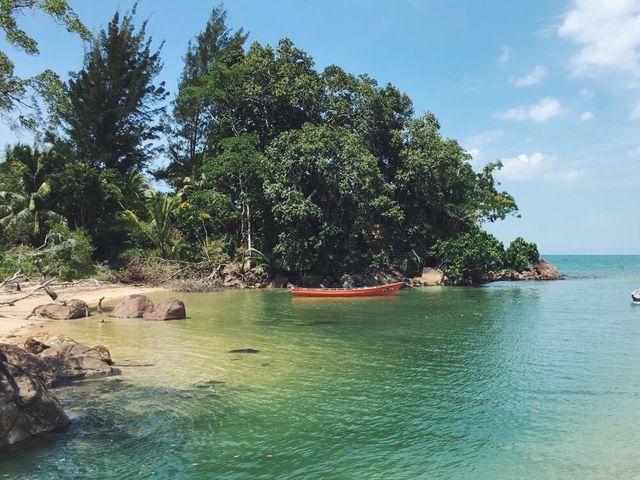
[0, 348, 70, 447]
[111, 294, 154, 318]
[29, 299, 89, 320]
[490, 259, 562, 282]
[24, 332, 77, 355]
[39, 343, 115, 384]
[411, 267, 445, 286]
[143, 298, 186, 321]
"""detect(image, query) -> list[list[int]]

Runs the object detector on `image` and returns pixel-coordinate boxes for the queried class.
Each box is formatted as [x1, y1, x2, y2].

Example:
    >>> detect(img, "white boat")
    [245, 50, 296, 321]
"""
[632, 289, 640, 303]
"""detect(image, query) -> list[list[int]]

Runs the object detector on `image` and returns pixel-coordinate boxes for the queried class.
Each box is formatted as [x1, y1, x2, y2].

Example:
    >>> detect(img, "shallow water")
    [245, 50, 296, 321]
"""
[2, 256, 640, 479]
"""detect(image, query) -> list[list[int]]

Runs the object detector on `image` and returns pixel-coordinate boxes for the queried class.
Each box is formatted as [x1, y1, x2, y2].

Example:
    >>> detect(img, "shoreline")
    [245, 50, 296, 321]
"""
[0, 283, 167, 347]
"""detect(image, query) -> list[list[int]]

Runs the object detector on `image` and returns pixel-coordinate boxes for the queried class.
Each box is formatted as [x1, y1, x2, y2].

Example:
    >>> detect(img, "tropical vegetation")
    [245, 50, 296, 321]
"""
[0, 3, 542, 285]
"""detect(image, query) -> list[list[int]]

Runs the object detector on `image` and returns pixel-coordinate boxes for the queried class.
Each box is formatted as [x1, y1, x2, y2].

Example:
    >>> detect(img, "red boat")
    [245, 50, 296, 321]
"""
[291, 282, 404, 298]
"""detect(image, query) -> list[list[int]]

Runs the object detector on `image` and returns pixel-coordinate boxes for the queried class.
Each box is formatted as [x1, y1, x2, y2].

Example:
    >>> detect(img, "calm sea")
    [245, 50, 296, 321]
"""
[2, 255, 640, 479]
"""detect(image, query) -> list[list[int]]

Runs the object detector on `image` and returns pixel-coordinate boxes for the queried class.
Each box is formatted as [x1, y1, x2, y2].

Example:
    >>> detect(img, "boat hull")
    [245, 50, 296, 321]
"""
[291, 282, 403, 298]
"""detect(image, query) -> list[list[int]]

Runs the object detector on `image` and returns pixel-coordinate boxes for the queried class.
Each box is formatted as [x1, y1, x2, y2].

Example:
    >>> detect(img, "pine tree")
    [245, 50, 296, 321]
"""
[59, 7, 167, 173]
[160, 5, 247, 186]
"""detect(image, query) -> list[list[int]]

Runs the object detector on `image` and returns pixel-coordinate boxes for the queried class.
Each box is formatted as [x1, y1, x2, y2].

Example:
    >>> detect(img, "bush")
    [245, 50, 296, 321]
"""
[503, 237, 539, 271]
[434, 230, 505, 285]
[0, 224, 96, 281]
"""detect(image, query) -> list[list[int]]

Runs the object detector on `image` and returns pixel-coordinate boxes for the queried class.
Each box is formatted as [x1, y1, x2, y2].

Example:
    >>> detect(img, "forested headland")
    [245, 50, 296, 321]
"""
[0, 3, 543, 286]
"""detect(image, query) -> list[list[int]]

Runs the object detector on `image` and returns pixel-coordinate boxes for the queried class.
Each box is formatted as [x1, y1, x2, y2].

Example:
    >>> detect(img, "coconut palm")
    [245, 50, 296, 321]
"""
[0, 144, 64, 244]
[124, 192, 184, 258]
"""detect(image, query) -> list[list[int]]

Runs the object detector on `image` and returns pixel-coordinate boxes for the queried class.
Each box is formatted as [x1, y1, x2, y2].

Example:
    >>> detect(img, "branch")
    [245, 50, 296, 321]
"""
[0, 279, 55, 306]
[0, 271, 22, 290]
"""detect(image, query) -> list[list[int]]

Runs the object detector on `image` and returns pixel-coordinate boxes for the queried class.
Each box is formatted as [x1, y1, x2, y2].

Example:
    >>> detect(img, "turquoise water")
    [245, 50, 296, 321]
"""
[2, 255, 640, 478]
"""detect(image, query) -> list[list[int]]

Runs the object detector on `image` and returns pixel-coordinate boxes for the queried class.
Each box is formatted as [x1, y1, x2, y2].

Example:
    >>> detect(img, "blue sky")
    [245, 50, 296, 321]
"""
[2, 0, 639, 254]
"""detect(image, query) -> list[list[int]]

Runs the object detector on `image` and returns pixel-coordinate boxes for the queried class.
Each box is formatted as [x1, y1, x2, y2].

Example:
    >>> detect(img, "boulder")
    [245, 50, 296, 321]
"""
[30, 299, 89, 320]
[537, 259, 561, 280]
[0, 349, 70, 447]
[24, 332, 77, 355]
[269, 273, 290, 288]
[111, 294, 154, 318]
[412, 267, 445, 286]
[39, 343, 115, 384]
[0, 343, 55, 386]
[143, 297, 186, 321]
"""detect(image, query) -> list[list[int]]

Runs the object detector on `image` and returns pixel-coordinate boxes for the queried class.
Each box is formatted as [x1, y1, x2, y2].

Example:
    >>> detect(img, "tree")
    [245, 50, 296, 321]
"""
[434, 230, 505, 285]
[124, 193, 183, 258]
[202, 134, 265, 255]
[58, 7, 167, 173]
[264, 124, 401, 273]
[161, 5, 247, 186]
[0, 144, 64, 244]
[504, 237, 539, 271]
[0, 0, 90, 129]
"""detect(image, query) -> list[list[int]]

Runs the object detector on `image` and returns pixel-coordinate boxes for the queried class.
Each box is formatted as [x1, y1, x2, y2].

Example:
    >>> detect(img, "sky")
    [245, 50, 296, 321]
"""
[2, 0, 639, 254]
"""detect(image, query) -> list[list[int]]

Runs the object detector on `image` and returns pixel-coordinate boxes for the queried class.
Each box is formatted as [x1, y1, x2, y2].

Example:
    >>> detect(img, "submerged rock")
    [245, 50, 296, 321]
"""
[30, 299, 89, 320]
[0, 349, 70, 447]
[143, 297, 186, 321]
[229, 348, 260, 354]
[24, 332, 77, 355]
[39, 343, 115, 384]
[111, 294, 154, 318]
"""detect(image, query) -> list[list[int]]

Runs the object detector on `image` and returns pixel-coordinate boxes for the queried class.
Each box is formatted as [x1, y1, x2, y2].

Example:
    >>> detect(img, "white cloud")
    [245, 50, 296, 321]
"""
[558, 0, 640, 78]
[581, 111, 594, 120]
[500, 152, 546, 180]
[579, 87, 593, 97]
[467, 147, 481, 159]
[499, 152, 585, 183]
[497, 46, 512, 65]
[511, 65, 547, 86]
[631, 103, 640, 120]
[545, 169, 586, 183]
[500, 97, 563, 122]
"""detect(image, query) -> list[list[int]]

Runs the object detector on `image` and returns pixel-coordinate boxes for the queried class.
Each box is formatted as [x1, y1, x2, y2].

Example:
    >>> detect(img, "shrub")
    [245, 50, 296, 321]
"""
[503, 237, 539, 271]
[434, 230, 505, 284]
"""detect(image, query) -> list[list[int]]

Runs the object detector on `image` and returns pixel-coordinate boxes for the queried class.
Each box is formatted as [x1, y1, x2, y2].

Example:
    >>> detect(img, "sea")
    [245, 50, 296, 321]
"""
[2, 255, 640, 479]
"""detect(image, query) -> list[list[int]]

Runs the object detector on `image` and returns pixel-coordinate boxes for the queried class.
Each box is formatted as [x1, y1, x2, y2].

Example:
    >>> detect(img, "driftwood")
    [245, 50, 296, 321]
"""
[0, 279, 55, 306]
[97, 297, 105, 323]
[0, 271, 23, 291]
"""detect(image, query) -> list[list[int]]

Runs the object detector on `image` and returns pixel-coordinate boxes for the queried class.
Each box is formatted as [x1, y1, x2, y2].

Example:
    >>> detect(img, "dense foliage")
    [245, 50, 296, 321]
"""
[0, 5, 538, 284]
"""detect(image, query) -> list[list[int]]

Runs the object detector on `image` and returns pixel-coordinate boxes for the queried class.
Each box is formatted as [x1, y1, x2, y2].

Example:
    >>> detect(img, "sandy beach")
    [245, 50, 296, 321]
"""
[0, 282, 166, 346]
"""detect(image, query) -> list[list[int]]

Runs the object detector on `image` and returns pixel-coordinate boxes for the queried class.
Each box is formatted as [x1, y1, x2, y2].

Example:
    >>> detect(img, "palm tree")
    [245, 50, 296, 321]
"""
[124, 192, 184, 258]
[0, 144, 64, 244]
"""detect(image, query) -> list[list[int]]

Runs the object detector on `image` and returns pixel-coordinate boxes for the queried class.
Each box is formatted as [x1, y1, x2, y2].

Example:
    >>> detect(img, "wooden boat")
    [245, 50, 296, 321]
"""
[291, 282, 404, 298]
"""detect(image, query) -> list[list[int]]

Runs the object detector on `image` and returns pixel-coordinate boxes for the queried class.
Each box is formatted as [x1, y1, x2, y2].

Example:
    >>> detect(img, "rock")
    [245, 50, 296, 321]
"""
[24, 332, 78, 355]
[111, 294, 154, 318]
[0, 349, 70, 447]
[537, 259, 561, 280]
[39, 343, 115, 384]
[269, 273, 290, 288]
[412, 267, 445, 286]
[229, 348, 260, 354]
[30, 299, 89, 320]
[0, 343, 56, 386]
[143, 298, 186, 321]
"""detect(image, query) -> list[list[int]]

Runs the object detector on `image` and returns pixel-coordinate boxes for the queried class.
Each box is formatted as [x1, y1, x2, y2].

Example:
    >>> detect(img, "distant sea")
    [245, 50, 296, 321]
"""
[2, 255, 640, 479]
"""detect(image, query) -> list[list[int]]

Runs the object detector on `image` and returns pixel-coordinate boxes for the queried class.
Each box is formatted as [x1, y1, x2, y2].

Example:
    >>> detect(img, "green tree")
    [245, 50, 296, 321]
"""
[0, 144, 64, 244]
[124, 193, 183, 258]
[202, 134, 265, 255]
[434, 230, 505, 285]
[504, 237, 539, 271]
[264, 124, 401, 274]
[161, 5, 247, 186]
[0, 0, 90, 129]
[57, 8, 167, 173]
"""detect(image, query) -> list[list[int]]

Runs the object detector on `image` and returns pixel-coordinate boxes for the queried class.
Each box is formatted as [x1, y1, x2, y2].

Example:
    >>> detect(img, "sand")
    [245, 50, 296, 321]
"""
[0, 282, 166, 346]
